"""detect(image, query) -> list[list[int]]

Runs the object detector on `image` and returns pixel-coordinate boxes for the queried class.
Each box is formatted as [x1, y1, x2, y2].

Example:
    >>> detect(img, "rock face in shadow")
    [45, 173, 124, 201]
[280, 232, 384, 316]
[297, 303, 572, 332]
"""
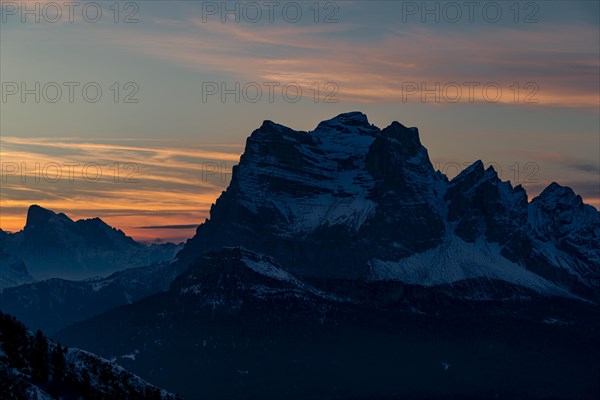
[174, 112, 599, 301]
[0, 261, 178, 334]
[176, 112, 448, 279]
[0, 249, 34, 291]
[56, 247, 600, 400]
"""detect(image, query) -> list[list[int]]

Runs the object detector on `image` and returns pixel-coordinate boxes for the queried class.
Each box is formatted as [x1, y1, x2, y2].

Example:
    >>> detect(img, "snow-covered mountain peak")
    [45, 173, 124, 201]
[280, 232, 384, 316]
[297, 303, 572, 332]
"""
[457, 161, 503, 186]
[448, 160, 485, 188]
[534, 182, 583, 209]
[174, 113, 598, 300]
[528, 182, 599, 237]
[379, 121, 423, 155]
[465, 159, 484, 173]
[257, 119, 289, 133]
[316, 111, 372, 129]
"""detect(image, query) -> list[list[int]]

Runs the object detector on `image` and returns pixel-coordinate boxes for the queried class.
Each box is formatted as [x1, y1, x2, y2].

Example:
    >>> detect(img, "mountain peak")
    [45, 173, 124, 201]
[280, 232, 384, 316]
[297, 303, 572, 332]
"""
[330, 111, 369, 125]
[316, 111, 374, 132]
[448, 161, 502, 189]
[534, 182, 582, 208]
[77, 217, 110, 228]
[484, 164, 501, 180]
[454, 160, 484, 181]
[542, 182, 575, 196]
[259, 119, 286, 132]
[177, 113, 598, 293]
[25, 205, 57, 230]
[379, 120, 422, 154]
[7, 206, 179, 280]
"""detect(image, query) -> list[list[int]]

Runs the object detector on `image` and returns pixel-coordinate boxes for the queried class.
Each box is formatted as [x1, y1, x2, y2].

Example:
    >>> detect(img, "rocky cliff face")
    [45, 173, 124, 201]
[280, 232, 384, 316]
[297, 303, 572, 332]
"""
[176, 113, 449, 278]
[174, 112, 599, 301]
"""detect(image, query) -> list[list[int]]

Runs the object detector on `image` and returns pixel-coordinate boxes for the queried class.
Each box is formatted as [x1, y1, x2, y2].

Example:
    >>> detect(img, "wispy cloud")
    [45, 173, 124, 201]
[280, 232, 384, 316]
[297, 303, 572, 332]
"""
[102, 17, 600, 107]
[565, 161, 600, 174]
[0, 137, 241, 241]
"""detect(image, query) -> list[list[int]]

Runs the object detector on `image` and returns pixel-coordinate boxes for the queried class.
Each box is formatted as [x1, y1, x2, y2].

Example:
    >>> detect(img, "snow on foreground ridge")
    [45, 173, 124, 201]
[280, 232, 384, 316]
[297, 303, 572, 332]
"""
[366, 235, 579, 299]
[0, 310, 181, 399]
[66, 347, 175, 397]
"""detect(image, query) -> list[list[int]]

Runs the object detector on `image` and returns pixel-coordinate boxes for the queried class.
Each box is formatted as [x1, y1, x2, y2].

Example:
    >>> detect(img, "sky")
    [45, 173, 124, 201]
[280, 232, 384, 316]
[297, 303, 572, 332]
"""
[1, 0, 599, 242]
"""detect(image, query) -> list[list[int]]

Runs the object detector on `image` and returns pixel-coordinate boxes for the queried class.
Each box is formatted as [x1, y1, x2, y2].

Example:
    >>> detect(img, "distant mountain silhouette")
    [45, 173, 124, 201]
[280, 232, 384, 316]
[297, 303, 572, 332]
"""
[0, 205, 182, 280]
[0, 249, 34, 291]
[1, 261, 178, 334]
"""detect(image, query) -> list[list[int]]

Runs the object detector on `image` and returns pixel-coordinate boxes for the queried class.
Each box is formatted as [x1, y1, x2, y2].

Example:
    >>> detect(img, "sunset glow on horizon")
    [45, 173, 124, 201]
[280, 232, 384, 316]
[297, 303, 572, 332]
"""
[1, 1, 598, 243]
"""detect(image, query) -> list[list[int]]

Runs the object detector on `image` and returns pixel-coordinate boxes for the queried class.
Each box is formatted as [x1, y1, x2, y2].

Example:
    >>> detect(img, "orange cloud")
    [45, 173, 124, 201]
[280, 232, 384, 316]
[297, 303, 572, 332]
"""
[103, 18, 599, 108]
[0, 137, 240, 242]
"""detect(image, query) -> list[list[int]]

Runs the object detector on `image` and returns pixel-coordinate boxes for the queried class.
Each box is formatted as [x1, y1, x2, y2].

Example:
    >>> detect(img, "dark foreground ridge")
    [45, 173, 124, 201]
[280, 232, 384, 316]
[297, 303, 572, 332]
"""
[0, 311, 181, 399]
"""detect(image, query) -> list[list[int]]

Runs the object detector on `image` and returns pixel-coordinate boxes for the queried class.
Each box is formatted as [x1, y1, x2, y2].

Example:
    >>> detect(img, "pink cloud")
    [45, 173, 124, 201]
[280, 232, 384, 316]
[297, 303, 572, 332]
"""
[101, 19, 599, 107]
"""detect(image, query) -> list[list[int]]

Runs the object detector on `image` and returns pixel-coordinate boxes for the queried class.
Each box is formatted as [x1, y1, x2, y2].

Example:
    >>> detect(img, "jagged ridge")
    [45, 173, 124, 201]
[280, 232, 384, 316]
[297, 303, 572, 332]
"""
[174, 112, 599, 301]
